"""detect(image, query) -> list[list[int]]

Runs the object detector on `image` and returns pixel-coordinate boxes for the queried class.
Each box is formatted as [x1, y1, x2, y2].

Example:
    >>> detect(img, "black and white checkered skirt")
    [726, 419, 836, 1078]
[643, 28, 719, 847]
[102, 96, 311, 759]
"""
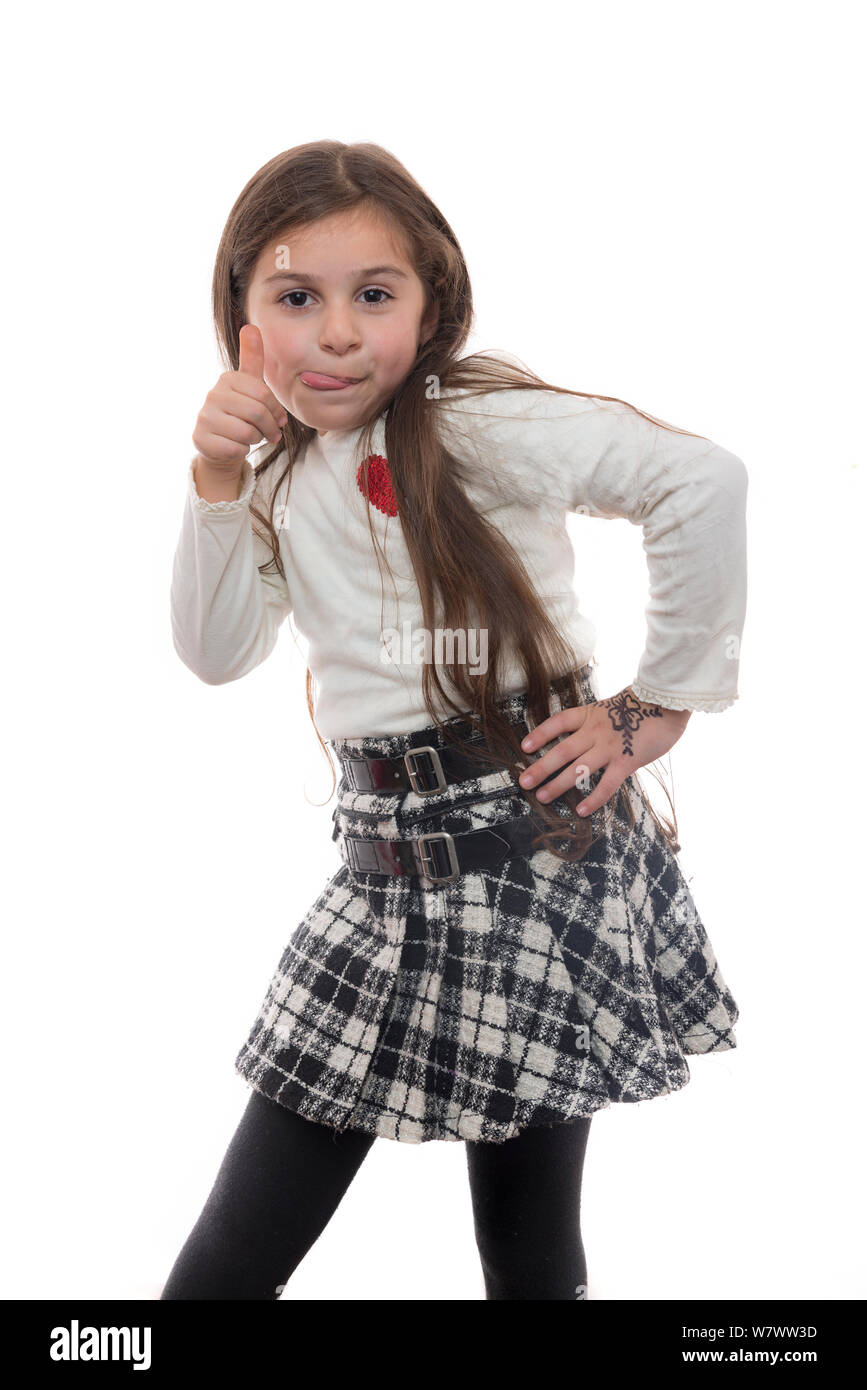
[233, 660, 739, 1144]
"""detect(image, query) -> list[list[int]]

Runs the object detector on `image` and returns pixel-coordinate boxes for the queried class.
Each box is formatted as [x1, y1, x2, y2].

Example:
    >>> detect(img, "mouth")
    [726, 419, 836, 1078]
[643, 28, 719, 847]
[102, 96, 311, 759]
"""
[300, 371, 364, 392]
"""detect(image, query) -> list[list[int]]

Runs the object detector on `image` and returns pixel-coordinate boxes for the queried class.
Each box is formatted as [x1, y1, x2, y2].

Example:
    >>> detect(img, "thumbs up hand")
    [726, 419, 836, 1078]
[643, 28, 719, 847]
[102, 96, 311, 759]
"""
[192, 324, 289, 472]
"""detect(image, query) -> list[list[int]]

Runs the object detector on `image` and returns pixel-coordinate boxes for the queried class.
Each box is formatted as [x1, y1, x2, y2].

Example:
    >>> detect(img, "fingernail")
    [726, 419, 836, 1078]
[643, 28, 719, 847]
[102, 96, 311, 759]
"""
[519, 773, 532, 786]
[578, 805, 590, 816]
[522, 737, 533, 750]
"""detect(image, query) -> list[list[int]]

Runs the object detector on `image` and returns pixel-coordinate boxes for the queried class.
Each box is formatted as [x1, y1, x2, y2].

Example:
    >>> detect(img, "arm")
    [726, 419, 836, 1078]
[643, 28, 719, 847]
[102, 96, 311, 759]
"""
[436, 387, 748, 713]
[169, 452, 293, 684]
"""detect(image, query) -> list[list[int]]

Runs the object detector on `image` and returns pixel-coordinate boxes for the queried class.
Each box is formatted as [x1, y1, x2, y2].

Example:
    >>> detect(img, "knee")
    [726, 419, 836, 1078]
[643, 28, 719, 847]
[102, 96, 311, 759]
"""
[473, 1221, 586, 1301]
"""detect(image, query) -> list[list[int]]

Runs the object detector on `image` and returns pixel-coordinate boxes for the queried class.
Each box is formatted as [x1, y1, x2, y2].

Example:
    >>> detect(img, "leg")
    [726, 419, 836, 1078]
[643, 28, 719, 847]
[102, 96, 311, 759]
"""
[465, 1115, 592, 1300]
[160, 1089, 376, 1300]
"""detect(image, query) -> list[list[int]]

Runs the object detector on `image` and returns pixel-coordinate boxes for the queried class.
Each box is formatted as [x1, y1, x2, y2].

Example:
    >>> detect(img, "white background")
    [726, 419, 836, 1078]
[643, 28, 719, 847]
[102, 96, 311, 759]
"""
[3, 0, 864, 1301]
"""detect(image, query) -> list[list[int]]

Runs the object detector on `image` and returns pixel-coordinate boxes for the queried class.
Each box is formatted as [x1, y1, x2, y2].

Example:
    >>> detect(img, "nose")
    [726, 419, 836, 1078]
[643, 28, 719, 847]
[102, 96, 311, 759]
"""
[319, 304, 361, 357]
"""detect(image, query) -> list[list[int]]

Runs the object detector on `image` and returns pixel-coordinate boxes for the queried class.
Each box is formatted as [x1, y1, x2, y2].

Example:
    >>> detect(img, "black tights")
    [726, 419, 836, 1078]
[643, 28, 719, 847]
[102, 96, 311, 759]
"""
[160, 1090, 591, 1301]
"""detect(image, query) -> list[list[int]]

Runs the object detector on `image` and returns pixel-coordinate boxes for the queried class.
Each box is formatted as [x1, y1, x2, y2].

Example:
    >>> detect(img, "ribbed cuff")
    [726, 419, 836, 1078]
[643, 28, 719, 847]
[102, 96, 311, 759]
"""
[629, 681, 737, 713]
[187, 457, 255, 513]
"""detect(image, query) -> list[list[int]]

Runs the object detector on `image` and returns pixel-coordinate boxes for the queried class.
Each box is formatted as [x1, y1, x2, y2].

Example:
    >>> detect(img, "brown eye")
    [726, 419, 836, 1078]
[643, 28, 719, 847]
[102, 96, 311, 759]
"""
[278, 291, 312, 308]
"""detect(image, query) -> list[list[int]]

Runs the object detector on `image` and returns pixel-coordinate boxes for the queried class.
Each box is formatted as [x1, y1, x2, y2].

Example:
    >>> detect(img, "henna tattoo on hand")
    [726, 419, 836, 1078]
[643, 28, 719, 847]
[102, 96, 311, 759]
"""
[601, 688, 664, 757]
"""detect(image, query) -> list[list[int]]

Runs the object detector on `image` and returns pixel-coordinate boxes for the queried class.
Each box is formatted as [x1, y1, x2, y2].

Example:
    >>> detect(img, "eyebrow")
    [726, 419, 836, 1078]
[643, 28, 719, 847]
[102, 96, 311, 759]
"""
[262, 265, 411, 286]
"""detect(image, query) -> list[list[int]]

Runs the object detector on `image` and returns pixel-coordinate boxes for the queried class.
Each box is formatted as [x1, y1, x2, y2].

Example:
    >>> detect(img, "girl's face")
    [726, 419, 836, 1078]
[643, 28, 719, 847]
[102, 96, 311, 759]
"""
[244, 208, 438, 436]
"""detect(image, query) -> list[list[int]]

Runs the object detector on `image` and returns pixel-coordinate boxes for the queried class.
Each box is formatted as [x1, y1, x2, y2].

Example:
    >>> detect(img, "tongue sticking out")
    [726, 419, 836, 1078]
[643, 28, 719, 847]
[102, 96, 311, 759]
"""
[301, 371, 358, 390]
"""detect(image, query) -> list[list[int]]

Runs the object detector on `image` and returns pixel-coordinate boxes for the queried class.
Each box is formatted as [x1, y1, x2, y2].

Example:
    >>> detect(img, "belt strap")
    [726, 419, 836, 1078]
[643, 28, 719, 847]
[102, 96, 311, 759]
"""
[339, 740, 513, 796]
[340, 814, 569, 884]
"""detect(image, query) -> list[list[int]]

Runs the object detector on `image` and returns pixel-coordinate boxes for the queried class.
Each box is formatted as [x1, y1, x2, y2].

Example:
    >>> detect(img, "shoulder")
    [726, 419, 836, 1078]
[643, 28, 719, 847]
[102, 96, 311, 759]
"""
[436, 354, 623, 427]
[432, 365, 629, 471]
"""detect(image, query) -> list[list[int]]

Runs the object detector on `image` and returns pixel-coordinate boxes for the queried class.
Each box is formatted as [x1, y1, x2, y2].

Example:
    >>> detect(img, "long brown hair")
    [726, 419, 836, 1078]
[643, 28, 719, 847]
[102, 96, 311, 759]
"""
[210, 140, 708, 861]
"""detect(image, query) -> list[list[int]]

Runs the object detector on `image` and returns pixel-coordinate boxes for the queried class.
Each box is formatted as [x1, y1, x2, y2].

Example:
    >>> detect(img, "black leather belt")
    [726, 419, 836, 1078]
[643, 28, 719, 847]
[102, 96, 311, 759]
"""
[340, 814, 568, 885]
[338, 739, 518, 796]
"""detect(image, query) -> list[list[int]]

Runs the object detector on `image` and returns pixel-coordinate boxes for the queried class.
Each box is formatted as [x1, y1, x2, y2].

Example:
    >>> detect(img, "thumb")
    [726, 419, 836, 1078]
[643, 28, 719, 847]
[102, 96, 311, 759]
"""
[238, 323, 266, 379]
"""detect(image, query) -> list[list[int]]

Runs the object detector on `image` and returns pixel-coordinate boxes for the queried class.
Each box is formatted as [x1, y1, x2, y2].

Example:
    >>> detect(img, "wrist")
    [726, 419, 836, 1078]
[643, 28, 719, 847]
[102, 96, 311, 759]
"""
[627, 685, 692, 720]
[193, 455, 246, 502]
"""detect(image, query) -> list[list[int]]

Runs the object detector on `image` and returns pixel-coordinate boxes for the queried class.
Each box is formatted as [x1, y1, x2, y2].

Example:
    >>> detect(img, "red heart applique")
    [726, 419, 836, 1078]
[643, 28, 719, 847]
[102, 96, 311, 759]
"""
[357, 454, 397, 516]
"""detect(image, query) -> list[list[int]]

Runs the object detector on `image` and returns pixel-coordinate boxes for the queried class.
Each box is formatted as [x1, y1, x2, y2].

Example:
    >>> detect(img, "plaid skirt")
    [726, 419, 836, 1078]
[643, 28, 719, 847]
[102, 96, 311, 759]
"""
[233, 660, 739, 1144]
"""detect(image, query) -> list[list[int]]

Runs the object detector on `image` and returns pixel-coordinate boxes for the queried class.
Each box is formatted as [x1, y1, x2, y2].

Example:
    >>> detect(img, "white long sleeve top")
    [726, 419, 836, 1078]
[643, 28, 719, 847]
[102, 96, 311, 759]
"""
[170, 382, 748, 738]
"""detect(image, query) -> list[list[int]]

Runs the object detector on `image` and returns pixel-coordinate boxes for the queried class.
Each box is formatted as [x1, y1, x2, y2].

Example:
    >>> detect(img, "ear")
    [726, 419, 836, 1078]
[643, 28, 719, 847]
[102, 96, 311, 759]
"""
[419, 299, 440, 346]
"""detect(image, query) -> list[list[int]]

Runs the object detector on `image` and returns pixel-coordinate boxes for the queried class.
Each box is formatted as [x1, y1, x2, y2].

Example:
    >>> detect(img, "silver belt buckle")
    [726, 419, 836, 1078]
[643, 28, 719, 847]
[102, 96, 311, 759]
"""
[417, 831, 460, 884]
[404, 745, 447, 796]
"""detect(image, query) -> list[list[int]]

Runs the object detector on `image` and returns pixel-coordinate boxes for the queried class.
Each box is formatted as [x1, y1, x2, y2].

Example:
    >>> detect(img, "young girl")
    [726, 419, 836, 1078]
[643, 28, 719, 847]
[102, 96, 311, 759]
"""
[162, 140, 747, 1301]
